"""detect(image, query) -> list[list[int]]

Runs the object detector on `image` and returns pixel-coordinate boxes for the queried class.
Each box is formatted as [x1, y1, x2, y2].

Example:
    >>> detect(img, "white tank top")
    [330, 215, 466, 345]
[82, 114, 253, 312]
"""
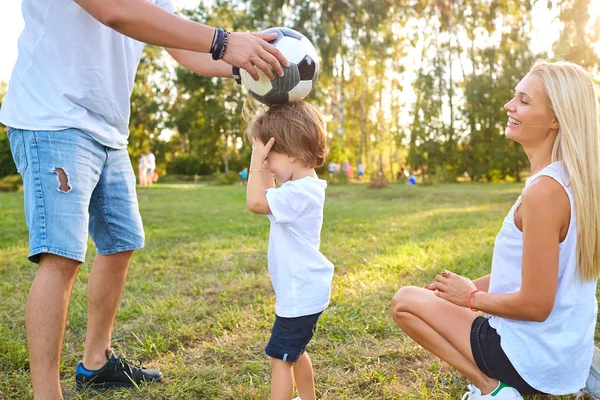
[488, 161, 597, 395]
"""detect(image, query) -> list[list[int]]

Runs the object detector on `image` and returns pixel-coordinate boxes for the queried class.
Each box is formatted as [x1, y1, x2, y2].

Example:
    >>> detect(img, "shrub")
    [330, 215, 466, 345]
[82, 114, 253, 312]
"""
[0, 174, 22, 192]
[214, 171, 240, 185]
[368, 175, 388, 189]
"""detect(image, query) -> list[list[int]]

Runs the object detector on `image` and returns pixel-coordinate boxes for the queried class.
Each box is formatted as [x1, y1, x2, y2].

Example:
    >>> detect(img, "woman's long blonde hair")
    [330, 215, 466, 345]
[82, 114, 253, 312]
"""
[530, 60, 600, 281]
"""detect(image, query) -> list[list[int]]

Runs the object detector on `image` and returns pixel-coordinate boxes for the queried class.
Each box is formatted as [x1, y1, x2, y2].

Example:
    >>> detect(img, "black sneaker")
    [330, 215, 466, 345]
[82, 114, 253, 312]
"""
[75, 348, 163, 391]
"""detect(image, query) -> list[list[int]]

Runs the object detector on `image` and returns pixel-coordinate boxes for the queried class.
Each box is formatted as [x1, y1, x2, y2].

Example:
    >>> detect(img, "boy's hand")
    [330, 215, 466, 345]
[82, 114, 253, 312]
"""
[251, 137, 275, 165]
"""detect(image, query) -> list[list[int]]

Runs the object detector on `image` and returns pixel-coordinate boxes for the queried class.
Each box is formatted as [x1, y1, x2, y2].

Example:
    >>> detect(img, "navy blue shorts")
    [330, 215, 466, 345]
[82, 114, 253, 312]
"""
[265, 311, 322, 362]
[471, 316, 543, 395]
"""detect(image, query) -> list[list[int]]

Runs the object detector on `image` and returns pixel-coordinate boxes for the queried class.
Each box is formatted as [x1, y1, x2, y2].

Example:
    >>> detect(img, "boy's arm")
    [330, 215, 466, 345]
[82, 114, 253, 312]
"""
[165, 49, 233, 78]
[247, 138, 275, 215]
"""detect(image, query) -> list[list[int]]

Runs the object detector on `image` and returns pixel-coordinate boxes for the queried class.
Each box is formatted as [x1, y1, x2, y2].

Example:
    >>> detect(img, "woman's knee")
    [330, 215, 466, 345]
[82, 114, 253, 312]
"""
[391, 286, 422, 321]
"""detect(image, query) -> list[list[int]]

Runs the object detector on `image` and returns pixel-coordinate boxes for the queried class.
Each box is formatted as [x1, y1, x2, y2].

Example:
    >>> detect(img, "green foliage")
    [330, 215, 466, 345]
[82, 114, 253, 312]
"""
[0, 132, 16, 179]
[214, 170, 241, 185]
[166, 156, 212, 176]
[122, 0, 598, 182]
[0, 82, 14, 179]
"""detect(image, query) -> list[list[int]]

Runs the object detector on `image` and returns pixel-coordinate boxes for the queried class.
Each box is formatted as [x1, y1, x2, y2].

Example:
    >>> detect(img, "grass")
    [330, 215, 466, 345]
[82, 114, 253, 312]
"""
[0, 182, 594, 399]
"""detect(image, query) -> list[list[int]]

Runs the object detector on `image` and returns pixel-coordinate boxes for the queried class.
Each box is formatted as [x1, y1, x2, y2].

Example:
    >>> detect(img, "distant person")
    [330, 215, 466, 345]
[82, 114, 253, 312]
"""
[408, 173, 417, 186]
[346, 163, 354, 180]
[138, 153, 148, 186]
[328, 161, 336, 178]
[397, 167, 406, 182]
[240, 167, 249, 185]
[358, 162, 366, 180]
[146, 150, 156, 186]
[391, 60, 600, 399]
[246, 102, 334, 400]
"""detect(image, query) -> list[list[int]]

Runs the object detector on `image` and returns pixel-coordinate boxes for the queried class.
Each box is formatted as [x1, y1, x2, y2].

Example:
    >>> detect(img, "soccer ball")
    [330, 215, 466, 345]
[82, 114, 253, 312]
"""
[240, 27, 320, 105]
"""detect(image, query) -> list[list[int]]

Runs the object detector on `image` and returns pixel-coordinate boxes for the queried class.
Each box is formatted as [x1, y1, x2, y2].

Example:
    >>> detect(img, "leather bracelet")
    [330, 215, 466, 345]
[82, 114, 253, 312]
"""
[210, 29, 229, 61]
[232, 66, 241, 84]
[209, 28, 217, 52]
[467, 289, 482, 312]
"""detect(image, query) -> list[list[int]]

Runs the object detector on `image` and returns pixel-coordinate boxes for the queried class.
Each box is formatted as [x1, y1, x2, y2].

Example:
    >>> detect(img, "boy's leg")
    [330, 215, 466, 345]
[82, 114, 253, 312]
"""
[270, 358, 294, 400]
[293, 352, 315, 400]
[26, 254, 81, 400]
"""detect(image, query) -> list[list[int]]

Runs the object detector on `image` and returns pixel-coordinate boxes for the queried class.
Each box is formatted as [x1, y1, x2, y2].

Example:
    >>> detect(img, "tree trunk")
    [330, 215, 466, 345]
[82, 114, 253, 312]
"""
[358, 64, 366, 168]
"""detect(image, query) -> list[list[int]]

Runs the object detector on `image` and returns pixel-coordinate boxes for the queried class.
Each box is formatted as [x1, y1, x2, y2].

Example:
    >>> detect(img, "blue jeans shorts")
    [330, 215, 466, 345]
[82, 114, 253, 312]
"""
[7, 128, 144, 263]
[265, 311, 322, 362]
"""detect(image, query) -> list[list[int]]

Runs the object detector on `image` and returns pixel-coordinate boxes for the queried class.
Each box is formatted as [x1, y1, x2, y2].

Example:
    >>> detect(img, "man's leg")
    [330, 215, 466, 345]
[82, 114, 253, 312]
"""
[82, 251, 133, 370]
[26, 254, 81, 400]
[75, 146, 158, 388]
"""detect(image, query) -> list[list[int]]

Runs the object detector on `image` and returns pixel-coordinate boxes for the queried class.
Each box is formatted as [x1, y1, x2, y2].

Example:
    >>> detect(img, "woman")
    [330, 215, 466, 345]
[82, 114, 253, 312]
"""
[391, 60, 600, 399]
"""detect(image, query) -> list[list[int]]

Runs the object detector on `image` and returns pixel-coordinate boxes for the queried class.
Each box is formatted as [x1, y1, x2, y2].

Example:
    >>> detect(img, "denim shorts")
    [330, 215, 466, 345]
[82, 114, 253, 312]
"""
[7, 128, 144, 263]
[265, 311, 322, 362]
[471, 316, 542, 395]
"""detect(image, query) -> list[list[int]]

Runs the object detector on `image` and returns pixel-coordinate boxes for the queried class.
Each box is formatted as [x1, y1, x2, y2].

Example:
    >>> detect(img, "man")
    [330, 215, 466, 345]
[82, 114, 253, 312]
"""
[0, 0, 288, 399]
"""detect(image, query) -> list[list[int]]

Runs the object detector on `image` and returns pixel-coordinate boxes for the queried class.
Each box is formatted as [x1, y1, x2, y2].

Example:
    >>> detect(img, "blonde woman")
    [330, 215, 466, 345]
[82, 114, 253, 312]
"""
[391, 60, 600, 399]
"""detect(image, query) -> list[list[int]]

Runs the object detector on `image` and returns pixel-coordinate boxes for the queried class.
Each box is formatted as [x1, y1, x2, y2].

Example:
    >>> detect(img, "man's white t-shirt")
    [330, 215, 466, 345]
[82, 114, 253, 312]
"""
[0, 0, 176, 149]
[265, 177, 334, 318]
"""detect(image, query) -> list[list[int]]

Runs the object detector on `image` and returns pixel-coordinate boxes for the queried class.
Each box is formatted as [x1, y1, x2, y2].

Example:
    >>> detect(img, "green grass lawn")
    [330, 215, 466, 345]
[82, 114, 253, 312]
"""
[0, 182, 593, 399]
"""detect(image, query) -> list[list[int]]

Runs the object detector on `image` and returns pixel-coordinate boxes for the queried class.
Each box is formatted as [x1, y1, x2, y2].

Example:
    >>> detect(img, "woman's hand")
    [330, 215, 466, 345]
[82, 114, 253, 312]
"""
[433, 270, 478, 308]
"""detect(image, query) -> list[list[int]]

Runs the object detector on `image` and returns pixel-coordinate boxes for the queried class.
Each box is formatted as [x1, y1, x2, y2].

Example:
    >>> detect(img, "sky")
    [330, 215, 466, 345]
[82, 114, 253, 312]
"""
[0, 1, 592, 83]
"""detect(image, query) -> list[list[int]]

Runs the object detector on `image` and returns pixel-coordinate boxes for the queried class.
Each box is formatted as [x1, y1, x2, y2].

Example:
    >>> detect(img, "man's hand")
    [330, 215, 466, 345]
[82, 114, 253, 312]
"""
[224, 32, 289, 81]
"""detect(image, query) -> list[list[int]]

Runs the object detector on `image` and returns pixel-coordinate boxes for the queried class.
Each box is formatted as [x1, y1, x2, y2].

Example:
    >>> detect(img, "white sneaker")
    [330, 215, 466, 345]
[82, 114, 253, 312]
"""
[461, 383, 523, 400]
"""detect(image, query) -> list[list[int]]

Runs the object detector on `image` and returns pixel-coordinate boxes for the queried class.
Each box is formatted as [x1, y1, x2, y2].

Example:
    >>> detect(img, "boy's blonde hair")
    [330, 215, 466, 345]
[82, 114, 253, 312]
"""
[247, 101, 328, 168]
[530, 60, 600, 281]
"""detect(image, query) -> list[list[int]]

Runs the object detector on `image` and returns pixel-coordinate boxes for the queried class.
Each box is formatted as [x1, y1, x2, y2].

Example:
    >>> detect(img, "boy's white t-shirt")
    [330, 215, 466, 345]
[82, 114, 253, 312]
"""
[0, 0, 176, 149]
[265, 177, 334, 318]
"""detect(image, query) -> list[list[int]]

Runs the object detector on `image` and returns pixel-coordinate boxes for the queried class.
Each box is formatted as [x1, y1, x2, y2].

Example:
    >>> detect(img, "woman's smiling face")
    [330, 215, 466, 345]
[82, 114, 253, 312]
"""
[503, 73, 559, 146]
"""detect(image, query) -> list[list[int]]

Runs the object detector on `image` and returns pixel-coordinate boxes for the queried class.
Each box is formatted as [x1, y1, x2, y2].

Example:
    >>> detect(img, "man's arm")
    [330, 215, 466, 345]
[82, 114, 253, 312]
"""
[165, 49, 232, 78]
[73, 0, 288, 80]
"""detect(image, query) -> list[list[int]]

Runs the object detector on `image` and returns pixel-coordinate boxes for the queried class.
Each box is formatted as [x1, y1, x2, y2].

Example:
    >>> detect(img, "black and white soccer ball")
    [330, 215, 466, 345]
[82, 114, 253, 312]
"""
[240, 27, 320, 105]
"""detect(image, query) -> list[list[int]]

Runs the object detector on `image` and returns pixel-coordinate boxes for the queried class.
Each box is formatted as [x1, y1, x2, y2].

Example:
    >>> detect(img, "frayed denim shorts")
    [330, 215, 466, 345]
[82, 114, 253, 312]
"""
[7, 128, 144, 263]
